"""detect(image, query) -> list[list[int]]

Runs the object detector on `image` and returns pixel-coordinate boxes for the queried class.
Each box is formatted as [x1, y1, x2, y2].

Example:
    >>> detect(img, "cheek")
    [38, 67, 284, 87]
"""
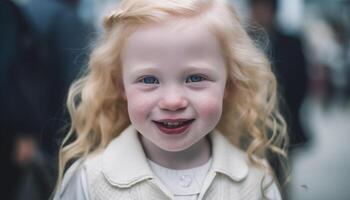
[196, 85, 225, 119]
[199, 96, 223, 121]
[126, 90, 145, 121]
[192, 89, 224, 125]
[125, 89, 152, 122]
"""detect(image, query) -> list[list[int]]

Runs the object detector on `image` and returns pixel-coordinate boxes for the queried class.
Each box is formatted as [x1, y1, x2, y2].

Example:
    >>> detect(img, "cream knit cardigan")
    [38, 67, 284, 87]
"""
[55, 126, 282, 200]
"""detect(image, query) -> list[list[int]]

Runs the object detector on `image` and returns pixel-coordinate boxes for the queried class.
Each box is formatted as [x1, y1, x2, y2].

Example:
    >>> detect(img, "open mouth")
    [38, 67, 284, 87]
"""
[152, 119, 195, 135]
[153, 119, 194, 128]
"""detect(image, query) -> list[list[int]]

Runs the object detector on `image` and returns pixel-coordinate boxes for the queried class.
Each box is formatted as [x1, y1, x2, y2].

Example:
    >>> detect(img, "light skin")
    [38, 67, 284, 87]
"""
[121, 18, 228, 169]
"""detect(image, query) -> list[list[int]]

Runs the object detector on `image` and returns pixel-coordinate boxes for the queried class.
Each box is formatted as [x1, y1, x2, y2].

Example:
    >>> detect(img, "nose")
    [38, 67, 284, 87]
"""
[158, 90, 188, 111]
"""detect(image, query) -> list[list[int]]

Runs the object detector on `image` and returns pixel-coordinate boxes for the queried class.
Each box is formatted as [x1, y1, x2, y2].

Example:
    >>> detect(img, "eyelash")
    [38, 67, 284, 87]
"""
[186, 74, 206, 83]
[138, 76, 159, 84]
[138, 74, 207, 84]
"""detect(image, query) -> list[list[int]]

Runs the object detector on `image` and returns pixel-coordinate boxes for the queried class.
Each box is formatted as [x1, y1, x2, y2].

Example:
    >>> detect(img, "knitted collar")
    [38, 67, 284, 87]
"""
[101, 125, 249, 188]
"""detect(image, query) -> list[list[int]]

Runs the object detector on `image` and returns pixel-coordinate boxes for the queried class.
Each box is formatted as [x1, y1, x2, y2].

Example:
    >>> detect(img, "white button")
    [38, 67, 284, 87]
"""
[179, 175, 192, 187]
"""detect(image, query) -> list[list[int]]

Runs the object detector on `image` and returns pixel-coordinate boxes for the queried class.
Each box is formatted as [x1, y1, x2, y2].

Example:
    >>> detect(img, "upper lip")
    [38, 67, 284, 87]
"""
[153, 119, 194, 123]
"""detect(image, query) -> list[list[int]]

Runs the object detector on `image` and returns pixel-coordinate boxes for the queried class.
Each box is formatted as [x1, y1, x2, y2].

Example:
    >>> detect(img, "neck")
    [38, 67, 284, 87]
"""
[139, 134, 212, 170]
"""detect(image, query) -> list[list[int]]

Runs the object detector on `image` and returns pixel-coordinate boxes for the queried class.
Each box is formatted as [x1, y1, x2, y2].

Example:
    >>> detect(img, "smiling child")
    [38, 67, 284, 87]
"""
[54, 0, 287, 199]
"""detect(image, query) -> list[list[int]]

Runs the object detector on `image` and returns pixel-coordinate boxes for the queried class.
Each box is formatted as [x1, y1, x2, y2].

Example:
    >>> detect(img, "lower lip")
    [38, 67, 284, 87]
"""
[154, 121, 193, 135]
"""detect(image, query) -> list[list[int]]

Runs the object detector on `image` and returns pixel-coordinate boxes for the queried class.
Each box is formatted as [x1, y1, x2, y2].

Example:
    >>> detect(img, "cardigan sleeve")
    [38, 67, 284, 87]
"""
[265, 182, 282, 200]
[53, 162, 90, 200]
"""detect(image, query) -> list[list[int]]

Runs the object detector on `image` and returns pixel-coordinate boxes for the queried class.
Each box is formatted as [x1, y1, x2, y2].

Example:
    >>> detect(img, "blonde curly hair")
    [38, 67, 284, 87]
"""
[57, 0, 288, 196]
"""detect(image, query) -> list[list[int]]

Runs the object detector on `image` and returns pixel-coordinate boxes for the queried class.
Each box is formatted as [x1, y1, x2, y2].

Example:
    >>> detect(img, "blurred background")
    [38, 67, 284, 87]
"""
[0, 0, 349, 199]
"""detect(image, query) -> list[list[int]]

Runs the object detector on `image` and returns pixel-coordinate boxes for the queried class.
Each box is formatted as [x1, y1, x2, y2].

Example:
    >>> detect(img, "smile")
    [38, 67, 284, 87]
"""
[152, 119, 195, 135]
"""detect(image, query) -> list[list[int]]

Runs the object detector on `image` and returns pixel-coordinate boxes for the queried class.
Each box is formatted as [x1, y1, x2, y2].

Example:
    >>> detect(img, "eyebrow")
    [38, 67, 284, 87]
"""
[185, 61, 225, 76]
[184, 65, 217, 73]
[128, 63, 218, 75]
[128, 65, 159, 75]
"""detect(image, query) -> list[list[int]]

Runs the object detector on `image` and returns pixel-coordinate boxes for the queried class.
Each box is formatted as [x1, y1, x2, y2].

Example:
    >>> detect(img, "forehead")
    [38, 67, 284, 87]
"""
[122, 18, 223, 64]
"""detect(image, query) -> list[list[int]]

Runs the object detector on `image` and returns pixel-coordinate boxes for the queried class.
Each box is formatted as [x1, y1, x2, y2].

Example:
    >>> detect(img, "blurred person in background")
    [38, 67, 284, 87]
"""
[288, 4, 350, 198]
[21, 0, 94, 156]
[0, 1, 21, 199]
[0, 1, 54, 199]
[249, 0, 309, 186]
[303, 14, 350, 109]
[323, 17, 349, 107]
[0, 0, 94, 199]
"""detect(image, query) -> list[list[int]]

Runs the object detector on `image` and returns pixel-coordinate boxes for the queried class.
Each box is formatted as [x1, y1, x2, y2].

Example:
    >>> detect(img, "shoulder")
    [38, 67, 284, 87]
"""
[83, 151, 104, 176]
[54, 158, 93, 200]
[240, 159, 282, 200]
[210, 131, 282, 199]
[54, 152, 105, 200]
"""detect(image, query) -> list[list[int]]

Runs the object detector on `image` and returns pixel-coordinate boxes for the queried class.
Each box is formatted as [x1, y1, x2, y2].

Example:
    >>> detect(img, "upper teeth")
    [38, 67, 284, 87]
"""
[163, 121, 183, 126]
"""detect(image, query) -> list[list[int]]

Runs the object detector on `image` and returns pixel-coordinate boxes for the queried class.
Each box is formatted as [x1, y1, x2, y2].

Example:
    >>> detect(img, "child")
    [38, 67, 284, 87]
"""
[54, 0, 288, 199]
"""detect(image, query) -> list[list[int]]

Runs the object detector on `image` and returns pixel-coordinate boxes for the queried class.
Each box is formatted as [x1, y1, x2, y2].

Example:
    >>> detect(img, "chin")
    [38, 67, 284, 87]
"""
[158, 142, 192, 152]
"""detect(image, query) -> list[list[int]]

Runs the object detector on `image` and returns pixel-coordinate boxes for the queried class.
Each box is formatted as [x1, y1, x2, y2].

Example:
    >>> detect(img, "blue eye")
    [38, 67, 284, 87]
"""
[186, 75, 205, 83]
[140, 76, 159, 84]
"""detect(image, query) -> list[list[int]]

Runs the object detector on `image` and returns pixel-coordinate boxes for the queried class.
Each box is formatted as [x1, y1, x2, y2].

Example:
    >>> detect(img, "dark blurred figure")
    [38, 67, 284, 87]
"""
[250, 0, 309, 147]
[249, 0, 309, 189]
[0, 0, 92, 199]
[13, 0, 93, 199]
[326, 17, 350, 106]
[0, 1, 54, 200]
[22, 0, 94, 156]
[0, 1, 20, 199]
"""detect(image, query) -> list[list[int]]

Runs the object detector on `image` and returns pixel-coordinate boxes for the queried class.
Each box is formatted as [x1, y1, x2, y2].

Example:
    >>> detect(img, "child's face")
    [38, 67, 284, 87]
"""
[122, 19, 227, 152]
